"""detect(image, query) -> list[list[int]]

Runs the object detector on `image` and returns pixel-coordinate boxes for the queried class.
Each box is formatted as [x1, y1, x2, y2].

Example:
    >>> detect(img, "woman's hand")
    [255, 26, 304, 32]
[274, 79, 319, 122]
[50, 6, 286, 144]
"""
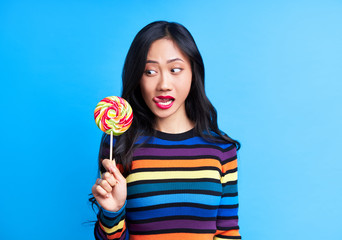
[91, 159, 127, 212]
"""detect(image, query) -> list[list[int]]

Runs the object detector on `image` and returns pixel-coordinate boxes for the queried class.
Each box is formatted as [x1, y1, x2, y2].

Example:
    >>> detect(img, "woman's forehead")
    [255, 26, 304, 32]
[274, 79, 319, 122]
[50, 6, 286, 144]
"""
[146, 38, 189, 63]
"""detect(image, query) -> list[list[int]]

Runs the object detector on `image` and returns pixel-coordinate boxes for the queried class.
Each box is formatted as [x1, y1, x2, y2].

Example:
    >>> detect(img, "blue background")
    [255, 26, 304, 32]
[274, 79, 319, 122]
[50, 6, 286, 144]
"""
[1, 0, 341, 239]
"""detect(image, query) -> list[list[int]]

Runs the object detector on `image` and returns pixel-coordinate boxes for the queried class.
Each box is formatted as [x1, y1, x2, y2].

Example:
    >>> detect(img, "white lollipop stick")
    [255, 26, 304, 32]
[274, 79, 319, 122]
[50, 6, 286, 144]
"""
[110, 131, 113, 161]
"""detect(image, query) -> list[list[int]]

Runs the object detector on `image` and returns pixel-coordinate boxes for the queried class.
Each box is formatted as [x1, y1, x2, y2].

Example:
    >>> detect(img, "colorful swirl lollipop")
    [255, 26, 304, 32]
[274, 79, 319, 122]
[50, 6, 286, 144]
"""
[94, 96, 133, 160]
[94, 96, 133, 136]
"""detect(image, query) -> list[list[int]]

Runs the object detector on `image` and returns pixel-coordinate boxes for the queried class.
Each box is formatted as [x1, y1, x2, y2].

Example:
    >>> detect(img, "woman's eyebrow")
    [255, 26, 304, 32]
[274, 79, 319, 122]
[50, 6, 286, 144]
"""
[146, 58, 184, 64]
[167, 58, 184, 63]
[146, 60, 158, 64]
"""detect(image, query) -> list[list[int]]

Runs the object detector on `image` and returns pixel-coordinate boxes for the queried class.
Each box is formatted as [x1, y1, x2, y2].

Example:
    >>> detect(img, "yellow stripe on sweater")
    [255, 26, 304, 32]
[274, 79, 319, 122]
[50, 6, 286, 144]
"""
[221, 171, 238, 184]
[127, 170, 220, 183]
[101, 218, 125, 234]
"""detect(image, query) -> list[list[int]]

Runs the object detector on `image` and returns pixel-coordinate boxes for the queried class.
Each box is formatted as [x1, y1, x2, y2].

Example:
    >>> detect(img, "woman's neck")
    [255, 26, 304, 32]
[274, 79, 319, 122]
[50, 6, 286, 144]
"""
[154, 115, 195, 134]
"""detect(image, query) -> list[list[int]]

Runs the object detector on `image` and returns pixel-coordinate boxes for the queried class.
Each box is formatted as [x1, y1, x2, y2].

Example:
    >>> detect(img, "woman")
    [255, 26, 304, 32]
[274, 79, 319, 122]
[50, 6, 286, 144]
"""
[91, 21, 241, 240]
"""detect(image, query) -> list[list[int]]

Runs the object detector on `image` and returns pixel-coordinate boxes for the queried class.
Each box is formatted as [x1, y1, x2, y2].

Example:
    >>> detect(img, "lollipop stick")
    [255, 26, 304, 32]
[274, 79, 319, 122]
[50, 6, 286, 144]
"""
[110, 131, 113, 161]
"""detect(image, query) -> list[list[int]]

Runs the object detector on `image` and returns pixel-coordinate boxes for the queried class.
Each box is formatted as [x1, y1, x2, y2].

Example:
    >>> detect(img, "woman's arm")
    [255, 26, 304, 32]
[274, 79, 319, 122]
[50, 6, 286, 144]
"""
[93, 134, 128, 240]
[92, 159, 128, 240]
[214, 145, 241, 240]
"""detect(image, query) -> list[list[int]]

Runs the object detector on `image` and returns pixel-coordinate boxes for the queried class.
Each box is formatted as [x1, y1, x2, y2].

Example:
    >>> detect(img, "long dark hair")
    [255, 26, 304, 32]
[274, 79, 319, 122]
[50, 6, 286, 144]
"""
[104, 20, 241, 176]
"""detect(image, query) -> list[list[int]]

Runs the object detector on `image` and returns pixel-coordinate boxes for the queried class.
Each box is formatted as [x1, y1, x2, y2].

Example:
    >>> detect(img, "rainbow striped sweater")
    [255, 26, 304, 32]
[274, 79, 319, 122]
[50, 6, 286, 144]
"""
[95, 129, 241, 240]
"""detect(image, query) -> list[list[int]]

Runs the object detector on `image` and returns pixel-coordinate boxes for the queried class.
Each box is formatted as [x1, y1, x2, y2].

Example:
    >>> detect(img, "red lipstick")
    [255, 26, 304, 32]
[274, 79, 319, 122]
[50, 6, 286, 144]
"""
[153, 96, 175, 109]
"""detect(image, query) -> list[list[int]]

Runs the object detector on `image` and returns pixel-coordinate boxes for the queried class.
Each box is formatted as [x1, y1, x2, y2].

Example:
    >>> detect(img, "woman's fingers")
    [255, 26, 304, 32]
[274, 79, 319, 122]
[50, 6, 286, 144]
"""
[111, 158, 126, 182]
[92, 172, 118, 199]
[101, 159, 114, 172]
[102, 158, 125, 182]
[111, 165, 125, 183]
[92, 162, 127, 211]
[102, 158, 118, 174]
[102, 172, 117, 186]
[92, 179, 109, 198]
[98, 178, 113, 193]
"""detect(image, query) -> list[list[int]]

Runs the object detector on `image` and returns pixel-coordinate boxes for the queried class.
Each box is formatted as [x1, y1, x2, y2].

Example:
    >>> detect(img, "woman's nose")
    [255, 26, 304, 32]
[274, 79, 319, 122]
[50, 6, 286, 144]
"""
[157, 72, 172, 91]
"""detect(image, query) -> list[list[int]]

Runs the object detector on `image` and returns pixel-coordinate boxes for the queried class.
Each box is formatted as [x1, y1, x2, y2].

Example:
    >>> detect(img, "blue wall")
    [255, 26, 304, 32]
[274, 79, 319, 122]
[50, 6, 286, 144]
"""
[1, 1, 341, 239]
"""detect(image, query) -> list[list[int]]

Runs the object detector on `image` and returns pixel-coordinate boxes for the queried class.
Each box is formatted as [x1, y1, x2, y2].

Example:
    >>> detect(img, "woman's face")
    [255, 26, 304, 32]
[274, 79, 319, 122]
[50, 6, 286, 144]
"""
[140, 38, 192, 124]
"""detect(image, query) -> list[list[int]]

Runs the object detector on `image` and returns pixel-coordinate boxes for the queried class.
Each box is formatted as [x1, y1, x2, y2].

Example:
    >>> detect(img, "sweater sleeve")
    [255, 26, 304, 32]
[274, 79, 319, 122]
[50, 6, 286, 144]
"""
[94, 203, 128, 240]
[214, 145, 241, 240]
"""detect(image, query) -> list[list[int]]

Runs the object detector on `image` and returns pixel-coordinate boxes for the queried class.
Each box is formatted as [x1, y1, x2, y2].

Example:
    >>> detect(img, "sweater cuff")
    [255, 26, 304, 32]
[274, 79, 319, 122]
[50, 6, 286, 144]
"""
[100, 201, 127, 218]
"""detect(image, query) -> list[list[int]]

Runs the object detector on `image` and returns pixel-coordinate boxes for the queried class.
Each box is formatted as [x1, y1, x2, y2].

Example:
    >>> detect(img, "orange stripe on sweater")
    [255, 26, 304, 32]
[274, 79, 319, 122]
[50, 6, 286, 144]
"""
[130, 233, 214, 240]
[222, 159, 238, 172]
[132, 159, 221, 170]
[215, 229, 240, 236]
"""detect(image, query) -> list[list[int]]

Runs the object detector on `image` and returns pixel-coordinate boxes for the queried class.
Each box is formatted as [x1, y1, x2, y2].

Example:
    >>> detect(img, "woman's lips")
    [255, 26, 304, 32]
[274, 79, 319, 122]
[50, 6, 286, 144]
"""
[153, 96, 175, 109]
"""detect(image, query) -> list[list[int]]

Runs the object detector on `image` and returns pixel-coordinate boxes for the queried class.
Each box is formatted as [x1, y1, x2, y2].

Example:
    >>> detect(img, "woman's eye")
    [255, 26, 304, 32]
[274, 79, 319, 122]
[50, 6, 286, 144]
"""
[171, 68, 182, 73]
[145, 70, 157, 75]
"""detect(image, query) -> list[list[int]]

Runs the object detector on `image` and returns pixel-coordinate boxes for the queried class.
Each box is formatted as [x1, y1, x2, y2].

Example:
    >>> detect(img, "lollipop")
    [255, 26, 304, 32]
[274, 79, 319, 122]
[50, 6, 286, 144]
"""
[94, 96, 133, 160]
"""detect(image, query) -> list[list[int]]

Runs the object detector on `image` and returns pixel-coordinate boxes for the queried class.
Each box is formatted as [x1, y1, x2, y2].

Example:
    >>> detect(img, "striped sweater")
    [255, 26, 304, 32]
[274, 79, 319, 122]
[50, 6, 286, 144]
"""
[95, 128, 241, 240]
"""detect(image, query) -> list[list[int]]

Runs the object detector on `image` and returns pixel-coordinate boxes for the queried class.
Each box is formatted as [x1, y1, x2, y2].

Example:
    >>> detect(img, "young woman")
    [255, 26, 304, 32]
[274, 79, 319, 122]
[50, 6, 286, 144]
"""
[91, 21, 241, 240]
